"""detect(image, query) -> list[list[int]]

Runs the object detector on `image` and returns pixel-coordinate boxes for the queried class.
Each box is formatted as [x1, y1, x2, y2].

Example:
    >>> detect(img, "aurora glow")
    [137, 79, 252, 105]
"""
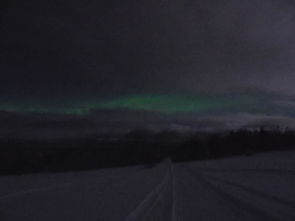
[99, 94, 259, 114]
[0, 94, 262, 115]
[2, 0, 295, 127]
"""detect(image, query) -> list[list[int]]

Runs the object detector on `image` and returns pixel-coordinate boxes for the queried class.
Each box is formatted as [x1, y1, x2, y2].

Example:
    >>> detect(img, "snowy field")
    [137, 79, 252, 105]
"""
[0, 151, 295, 221]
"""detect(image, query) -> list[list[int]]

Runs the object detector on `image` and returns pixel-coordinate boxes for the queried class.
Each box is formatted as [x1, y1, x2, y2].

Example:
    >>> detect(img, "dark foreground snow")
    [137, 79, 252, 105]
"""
[1, 151, 295, 221]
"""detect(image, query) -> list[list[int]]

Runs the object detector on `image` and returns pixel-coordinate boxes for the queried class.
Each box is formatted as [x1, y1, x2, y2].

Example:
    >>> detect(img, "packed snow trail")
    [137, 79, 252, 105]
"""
[124, 159, 174, 221]
[1, 151, 295, 220]
[0, 164, 168, 221]
[182, 165, 290, 221]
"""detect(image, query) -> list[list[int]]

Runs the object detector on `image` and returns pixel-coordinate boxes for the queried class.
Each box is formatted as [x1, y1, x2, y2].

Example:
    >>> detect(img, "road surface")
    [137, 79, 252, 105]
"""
[1, 151, 295, 220]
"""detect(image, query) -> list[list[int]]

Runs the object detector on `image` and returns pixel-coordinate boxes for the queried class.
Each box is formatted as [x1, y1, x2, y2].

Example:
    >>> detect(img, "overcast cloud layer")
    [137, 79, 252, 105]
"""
[1, 0, 295, 99]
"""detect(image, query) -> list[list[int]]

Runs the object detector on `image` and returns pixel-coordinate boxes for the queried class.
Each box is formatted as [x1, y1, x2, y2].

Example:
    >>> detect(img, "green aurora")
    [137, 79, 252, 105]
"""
[0, 94, 263, 115]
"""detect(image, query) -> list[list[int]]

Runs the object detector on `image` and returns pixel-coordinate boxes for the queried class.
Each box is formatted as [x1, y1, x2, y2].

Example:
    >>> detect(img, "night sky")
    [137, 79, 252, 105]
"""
[2, 0, 295, 121]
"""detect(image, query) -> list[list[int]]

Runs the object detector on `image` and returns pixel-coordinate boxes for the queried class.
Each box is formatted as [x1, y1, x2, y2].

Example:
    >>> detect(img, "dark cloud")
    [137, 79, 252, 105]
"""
[1, 0, 295, 97]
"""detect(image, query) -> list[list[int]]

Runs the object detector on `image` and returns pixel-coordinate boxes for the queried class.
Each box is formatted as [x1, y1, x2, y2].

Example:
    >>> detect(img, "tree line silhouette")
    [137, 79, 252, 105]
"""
[1, 127, 295, 175]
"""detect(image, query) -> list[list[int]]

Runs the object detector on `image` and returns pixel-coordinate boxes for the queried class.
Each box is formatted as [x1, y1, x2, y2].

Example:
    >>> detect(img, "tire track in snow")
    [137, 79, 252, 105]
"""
[0, 166, 145, 201]
[170, 162, 177, 221]
[183, 166, 281, 221]
[178, 166, 256, 221]
[124, 159, 174, 221]
[138, 189, 164, 221]
[0, 183, 73, 200]
[200, 168, 295, 174]
[204, 173, 295, 208]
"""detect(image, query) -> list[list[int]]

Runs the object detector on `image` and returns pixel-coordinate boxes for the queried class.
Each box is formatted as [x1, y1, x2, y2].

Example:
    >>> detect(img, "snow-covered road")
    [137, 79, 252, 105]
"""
[1, 151, 295, 220]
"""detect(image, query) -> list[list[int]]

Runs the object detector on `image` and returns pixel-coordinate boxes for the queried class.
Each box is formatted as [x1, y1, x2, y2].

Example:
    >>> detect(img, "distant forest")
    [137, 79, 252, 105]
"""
[1, 127, 295, 175]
